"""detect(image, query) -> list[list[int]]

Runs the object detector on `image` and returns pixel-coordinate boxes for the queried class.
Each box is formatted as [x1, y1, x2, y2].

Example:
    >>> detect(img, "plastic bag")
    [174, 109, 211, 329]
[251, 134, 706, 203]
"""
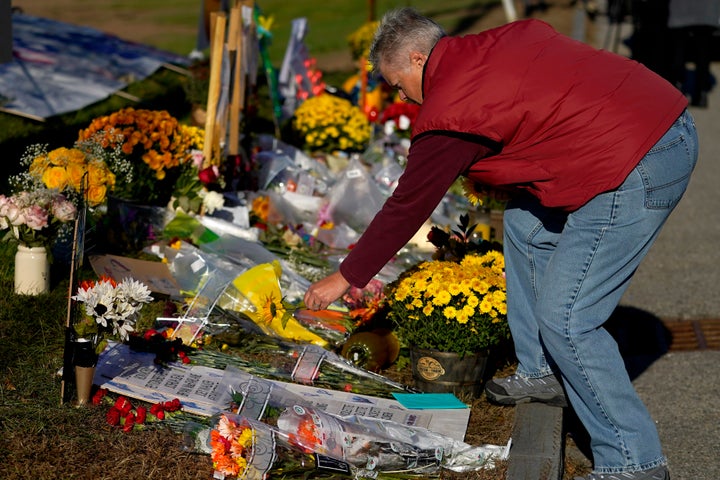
[326, 155, 387, 233]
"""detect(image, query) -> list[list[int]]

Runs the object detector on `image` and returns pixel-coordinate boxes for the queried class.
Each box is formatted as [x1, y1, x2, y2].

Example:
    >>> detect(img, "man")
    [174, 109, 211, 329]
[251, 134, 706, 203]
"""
[304, 8, 697, 480]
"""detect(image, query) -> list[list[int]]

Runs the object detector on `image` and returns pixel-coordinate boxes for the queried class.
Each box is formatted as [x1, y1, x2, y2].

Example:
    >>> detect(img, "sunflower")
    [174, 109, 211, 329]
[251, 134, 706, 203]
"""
[259, 292, 286, 325]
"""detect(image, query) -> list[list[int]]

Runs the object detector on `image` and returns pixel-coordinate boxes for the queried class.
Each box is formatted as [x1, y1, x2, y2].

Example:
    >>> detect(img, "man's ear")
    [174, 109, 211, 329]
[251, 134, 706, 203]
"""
[409, 51, 427, 69]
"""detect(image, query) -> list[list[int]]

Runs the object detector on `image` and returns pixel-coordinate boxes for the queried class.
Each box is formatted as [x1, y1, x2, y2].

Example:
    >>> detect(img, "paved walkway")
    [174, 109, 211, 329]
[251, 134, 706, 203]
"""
[622, 78, 720, 480]
[576, 11, 720, 480]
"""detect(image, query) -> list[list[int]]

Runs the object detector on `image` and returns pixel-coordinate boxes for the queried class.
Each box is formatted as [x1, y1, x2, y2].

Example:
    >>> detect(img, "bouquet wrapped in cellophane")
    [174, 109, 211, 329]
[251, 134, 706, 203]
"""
[216, 368, 505, 476]
[185, 413, 335, 480]
[156, 240, 353, 348]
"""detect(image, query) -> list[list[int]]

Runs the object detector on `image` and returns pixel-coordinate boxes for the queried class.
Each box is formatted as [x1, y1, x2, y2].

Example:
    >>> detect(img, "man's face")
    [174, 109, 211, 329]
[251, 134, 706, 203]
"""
[381, 52, 426, 105]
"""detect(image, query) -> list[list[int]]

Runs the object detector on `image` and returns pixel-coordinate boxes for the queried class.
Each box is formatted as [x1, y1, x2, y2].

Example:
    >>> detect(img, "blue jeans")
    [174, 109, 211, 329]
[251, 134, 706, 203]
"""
[503, 109, 698, 473]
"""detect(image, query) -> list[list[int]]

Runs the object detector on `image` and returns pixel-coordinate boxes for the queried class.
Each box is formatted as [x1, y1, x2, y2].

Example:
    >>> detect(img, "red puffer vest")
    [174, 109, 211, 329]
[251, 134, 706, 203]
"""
[414, 20, 687, 211]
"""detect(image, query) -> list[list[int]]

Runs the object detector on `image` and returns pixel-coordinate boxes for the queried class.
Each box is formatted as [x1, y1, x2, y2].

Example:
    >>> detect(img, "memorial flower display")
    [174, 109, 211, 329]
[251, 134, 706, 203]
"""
[386, 250, 510, 357]
[0, 188, 76, 249]
[0, 5, 526, 479]
[77, 107, 205, 205]
[292, 93, 372, 153]
[72, 276, 154, 354]
[11, 143, 121, 209]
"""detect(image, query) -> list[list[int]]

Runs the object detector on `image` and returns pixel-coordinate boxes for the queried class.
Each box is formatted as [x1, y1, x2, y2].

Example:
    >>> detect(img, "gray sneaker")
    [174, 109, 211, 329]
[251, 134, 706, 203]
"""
[574, 465, 669, 480]
[485, 373, 568, 407]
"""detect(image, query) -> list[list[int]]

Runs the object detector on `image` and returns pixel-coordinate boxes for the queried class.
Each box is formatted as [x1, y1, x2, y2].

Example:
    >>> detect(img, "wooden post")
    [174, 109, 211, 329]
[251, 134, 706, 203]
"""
[227, 5, 242, 156]
[203, 13, 227, 168]
[0, 0, 12, 64]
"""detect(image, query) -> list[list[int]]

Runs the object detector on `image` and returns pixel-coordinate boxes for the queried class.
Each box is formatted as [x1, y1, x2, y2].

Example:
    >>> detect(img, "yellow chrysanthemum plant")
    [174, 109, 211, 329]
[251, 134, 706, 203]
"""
[347, 21, 379, 62]
[77, 107, 205, 206]
[291, 93, 372, 153]
[385, 250, 511, 358]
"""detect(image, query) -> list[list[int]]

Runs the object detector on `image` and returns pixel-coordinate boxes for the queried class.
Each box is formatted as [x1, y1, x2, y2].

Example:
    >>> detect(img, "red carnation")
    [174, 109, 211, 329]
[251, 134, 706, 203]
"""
[143, 329, 159, 341]
[114, 396, 133, 415]
[135, 405, 147, 425]
[106, 407, 121, 426]
[149, 403, 164, 418]
[163, 398, 182, 412]
[122, 413, 136, 432]
[92, 388, 108, 406]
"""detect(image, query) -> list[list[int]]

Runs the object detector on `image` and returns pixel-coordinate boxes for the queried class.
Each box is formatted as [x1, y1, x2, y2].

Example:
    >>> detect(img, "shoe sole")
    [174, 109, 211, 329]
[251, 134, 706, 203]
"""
[485, 390, 568, 408]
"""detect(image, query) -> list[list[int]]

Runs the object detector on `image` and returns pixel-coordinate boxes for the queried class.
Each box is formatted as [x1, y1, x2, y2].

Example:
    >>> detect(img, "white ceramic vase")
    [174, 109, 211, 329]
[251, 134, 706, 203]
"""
[14, 244, 50, 295]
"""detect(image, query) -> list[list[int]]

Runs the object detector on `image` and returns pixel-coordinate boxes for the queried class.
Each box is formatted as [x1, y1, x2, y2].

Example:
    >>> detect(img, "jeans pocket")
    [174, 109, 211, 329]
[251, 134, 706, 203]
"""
[636, 120, 697, 210]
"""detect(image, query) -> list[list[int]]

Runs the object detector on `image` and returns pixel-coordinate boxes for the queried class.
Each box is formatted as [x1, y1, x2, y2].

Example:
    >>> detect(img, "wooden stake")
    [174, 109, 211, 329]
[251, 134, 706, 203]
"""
[203, 13, 227, 167]
[227, 6, 242, 156]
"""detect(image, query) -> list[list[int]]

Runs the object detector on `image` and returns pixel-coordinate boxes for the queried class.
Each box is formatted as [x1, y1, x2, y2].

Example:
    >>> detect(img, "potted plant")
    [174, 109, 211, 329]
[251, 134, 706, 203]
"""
[384, 214, 510, 397]
[76, 107, 213, 252]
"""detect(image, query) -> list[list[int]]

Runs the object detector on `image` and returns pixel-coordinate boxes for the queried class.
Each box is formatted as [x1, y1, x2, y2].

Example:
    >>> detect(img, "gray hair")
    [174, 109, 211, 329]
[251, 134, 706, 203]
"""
[368, 8, 446, 75]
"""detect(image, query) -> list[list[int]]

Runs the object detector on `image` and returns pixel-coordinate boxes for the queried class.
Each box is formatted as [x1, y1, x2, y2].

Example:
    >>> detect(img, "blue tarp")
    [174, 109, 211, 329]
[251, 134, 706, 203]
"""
[0, 13, 190, 120]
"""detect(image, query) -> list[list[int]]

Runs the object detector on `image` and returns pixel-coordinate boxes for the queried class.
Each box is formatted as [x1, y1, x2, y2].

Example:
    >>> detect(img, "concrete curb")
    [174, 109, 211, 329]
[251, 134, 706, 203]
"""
[507, 403, 565, 480]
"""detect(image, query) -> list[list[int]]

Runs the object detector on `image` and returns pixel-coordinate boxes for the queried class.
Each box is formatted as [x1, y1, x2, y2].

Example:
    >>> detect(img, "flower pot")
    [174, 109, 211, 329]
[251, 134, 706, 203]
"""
[14, 245, 50, 295]
[409, 347, 489, 398]
[72, 339, 99, 407]
[490, 209, 505, 241]
[74, 365, 96, 406]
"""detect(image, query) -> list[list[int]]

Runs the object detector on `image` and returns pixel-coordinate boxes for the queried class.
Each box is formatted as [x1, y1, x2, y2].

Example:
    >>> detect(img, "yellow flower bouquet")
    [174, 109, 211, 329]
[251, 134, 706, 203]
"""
[77, 107, 204, 205]
[27, 146, 115, 207]
[11, 142, 123, 211]
[292, 93, 372, 153]
[385, 251, 511, 357]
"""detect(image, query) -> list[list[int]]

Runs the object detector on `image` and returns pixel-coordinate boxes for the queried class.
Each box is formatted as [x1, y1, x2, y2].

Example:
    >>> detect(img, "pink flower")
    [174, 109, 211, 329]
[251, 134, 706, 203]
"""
[22, 205, 48, 230]
[52, 196, 76, 222]
[190, 150, 204, 169]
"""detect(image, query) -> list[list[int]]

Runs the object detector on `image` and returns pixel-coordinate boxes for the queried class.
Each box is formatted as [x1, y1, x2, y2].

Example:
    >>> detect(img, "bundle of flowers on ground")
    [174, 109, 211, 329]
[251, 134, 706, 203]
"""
[189, 329, 414, 399]
[155, 239, 351, 348]
[92, 390, 186, 433]
[186, 413, 327, 479]
[186, 404, 506, 480]
[222, 369, 506, 474]
[217, 260, 352, 347]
